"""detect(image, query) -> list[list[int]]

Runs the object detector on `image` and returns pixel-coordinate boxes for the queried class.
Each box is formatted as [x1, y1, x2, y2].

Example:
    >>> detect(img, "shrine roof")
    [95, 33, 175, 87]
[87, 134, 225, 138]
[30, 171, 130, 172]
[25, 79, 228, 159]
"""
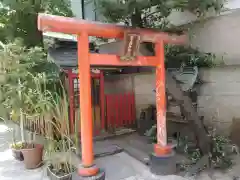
[48, 40, 153, 68]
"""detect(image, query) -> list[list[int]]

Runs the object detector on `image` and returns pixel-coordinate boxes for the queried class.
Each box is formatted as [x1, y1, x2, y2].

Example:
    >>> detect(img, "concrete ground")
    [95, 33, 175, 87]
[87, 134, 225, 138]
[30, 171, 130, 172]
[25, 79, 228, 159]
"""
[0, 121, 240, 180]
[0, 122, 186, 180]
[0, 122, 48, 180]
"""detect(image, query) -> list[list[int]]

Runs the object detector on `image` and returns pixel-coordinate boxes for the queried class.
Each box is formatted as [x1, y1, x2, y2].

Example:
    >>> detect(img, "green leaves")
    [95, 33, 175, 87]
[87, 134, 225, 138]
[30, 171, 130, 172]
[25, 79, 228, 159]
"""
[43, 0, 73, 17]
[0, 39, 61, 120]
[0, 0, 73, 46]
[165, 45, 218, 68]
[98, 0, 225, 28]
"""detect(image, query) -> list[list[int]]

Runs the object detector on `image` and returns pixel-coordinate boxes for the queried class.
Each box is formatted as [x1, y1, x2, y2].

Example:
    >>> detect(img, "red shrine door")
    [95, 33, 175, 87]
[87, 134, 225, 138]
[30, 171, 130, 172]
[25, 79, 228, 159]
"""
[67, 69, 105, 135]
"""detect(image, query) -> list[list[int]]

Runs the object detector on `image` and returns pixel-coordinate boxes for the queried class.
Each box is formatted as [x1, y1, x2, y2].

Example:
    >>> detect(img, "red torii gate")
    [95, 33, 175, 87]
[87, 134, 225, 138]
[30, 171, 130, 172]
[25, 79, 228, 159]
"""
[38, 14, 186, 179]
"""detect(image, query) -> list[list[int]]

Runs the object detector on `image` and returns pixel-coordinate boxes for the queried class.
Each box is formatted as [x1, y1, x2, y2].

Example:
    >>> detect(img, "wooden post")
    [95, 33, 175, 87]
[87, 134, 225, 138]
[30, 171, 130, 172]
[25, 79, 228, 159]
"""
[100, 71, 105, 132]
[68, 69, 75, 134]
[77, 32, 99, 176]
[154, 41, 171, 155]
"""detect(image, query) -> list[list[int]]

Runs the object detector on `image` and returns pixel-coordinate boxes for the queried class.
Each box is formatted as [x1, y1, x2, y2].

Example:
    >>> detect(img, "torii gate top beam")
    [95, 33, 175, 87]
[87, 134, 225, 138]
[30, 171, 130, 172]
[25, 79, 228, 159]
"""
[38, 14, 186, 44]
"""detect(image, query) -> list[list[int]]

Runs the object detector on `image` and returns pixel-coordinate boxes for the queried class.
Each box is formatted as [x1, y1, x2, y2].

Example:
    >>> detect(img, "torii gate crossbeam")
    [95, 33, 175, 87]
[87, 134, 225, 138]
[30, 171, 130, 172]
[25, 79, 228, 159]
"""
[38, 13, 186, 179]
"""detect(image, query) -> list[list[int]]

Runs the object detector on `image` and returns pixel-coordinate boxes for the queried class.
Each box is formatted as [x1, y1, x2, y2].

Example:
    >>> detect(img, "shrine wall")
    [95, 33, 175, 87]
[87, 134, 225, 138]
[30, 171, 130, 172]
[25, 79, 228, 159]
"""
[104, 73, 156, 121]
[104, 67, 240, 136]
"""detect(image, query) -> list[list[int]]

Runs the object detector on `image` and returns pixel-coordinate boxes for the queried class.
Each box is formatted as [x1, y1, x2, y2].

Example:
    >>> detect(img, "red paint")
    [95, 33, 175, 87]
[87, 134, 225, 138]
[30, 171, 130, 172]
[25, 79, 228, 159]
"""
[127, 93, 133, 125]
[105, 96, 110, 129]
[123, 94, 127, 126]
[100, 72, 105, 132]
[115, 95, 119, 128]
[38, 14, 186, 44]
[106, 95, 111, 129]
[63, 69, 100, 78]
[77, 33, 94, 167]
[155, 41, 167, 147]
[110, 95, 115, 129]
[68, 69, 75, 133]
[71, 72, 100, 79]
[89, 54, 158, 67]
[67, 70, 104, 135]
[131, 94, 136, 124]
[105, 93, 136, 129]
[119, 94, 124, 126]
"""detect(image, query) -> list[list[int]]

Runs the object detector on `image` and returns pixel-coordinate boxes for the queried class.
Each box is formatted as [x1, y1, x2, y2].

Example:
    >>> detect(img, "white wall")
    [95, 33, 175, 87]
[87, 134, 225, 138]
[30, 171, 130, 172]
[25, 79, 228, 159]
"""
[226, 0, 240, 9]
[189, 9, 240, 65]
[70, 0, 83, 19]
[84, 0, 97, 21]
[70, 0, 98, 21]
[198, 67, 240, 135]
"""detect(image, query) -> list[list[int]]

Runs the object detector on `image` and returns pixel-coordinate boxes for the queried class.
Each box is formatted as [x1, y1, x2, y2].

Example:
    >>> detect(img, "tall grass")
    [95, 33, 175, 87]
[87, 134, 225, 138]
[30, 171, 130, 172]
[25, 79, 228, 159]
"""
[44, 82, 76, 175]
[0, 39, 78, 173]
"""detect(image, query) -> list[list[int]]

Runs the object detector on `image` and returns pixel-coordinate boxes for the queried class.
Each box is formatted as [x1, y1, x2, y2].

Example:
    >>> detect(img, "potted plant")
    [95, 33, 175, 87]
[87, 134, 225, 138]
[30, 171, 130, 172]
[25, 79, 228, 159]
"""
[0, 39, 61, 169]
[20, 73, 54, 169]
[46, 139, 75, 180]
[20, 115, 44, 169]
[45, 90, 76, 180]
[18, 66, 60, 170]
[7, 88, 45, 168]
[10, 127, 25, 161]
[10, 142, 24, 161]
[4, 111, 25, 161]
[21, 142, 44, 169]
[47, 162, 73, 180]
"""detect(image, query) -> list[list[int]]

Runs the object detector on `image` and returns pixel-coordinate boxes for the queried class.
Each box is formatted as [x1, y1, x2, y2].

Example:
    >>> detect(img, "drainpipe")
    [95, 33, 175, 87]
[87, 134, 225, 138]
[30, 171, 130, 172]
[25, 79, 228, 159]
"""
[81, 0, 85, 19]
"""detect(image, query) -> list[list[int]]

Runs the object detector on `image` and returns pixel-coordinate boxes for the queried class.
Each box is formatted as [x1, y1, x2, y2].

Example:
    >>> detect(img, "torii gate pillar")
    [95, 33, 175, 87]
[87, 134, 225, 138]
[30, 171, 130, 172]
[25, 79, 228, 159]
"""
[38, 14, 186, 178]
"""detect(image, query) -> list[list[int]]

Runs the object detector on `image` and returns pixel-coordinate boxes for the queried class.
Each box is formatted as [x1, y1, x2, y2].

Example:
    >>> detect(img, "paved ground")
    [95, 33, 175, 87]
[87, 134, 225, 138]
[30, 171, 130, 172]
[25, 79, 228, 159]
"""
[0, 123, 49, 180]
[0, 121, 240, 180]
[0, 122, 187, 180]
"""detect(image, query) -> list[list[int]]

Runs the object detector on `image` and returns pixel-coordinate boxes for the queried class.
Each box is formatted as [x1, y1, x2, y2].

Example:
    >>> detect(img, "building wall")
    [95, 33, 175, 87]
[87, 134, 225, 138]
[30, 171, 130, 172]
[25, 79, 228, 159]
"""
[133, 73, 156, 118]
[70, 0, 97, 20]
[104, 74, 134, 94]
[197, 66, 240, 135]
[104, 67, 240, 136]
[189, 10, 240, 65]
[70, 0, 83, 19]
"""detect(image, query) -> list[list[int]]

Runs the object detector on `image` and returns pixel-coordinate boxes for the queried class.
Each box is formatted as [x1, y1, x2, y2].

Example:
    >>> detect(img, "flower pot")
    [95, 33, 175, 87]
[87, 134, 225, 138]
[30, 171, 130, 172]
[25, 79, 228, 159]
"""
[47, 166, 72, 180]
[21, 144, 43, 169]
[11, 148, 24, 161]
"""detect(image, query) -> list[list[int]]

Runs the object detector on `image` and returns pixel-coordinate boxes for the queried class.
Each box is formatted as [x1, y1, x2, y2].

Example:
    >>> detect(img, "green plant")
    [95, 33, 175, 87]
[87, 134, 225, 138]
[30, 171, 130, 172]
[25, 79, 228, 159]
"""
[96, 0, 226, 68]
[0, 39, 64, 152]
[182, 133, 234, 170]
[0, 40, 59, 118]
[210, 134, 233, 169]
[0, 38, 76, 168]
[165, 45, 220, 68]
[10, 141, 25, 150]
[0, 0, 73, 46]
[146, 124, 235, 170]
[98, 0, 225, 27]
[44, 87, 77, 176]
[46, 139, 76, 176]
[0, 39, 59, 116]
[144, 124, 157, 143]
